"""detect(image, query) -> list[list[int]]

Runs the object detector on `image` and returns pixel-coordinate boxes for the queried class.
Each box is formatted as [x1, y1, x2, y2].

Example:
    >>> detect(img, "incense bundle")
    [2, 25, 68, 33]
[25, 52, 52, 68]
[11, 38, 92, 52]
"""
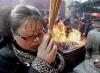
[49, 0, 61, 30]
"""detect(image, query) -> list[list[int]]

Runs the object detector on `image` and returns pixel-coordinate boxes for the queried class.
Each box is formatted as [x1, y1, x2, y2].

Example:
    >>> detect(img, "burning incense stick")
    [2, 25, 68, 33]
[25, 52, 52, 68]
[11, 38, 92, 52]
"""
[49, 0, 61, 30]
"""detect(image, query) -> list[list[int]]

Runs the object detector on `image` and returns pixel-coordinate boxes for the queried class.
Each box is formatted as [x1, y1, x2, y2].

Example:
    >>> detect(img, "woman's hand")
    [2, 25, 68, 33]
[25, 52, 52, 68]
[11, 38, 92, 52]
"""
[37, 34, 57, 64]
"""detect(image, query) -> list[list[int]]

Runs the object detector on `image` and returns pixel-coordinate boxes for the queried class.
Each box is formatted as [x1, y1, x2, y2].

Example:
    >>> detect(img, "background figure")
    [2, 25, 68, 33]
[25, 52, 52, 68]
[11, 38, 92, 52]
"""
[84, 19, 93, 37]
[0, 7, 12, 48]
[86, 24, 100, 57]
[63, 18, 70, 26]
[85, 20, 100, 57]
[77, 19, 85, 35]
[73, 20, 100, 73]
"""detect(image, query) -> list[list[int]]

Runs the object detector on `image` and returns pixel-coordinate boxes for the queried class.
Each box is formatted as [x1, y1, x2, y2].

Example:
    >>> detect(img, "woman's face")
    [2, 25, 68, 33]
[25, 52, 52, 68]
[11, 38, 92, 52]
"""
[13, 20, 44, 52]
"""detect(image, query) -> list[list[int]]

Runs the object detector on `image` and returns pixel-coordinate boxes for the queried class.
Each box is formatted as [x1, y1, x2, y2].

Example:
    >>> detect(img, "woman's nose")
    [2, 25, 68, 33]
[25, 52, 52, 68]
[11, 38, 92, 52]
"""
[34, 37, 40, 42]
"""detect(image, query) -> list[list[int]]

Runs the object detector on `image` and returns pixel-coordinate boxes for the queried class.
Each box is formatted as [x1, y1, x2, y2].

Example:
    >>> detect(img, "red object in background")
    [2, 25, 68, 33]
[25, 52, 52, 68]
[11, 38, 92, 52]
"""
[91, 13, 100, 17]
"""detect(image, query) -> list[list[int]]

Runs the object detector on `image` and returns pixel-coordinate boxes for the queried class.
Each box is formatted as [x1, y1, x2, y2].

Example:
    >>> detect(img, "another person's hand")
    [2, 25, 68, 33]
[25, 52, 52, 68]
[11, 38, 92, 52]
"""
[37, 34, 57, 64]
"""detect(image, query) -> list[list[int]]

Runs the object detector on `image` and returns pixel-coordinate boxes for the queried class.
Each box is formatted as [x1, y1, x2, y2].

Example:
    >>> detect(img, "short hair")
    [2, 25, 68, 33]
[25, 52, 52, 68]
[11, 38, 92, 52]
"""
[10, 4, 45, 31]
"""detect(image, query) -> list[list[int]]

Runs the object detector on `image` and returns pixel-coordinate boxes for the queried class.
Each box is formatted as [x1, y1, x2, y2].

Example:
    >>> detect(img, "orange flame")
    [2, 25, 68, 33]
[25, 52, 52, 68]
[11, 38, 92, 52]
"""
[52, 21, 86, 47]
[52, 21, 66, 42]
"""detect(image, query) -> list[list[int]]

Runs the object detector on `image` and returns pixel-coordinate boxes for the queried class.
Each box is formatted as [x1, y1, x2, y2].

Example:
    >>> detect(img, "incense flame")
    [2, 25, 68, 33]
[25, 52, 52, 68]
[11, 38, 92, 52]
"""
[52, 21, 86, 48]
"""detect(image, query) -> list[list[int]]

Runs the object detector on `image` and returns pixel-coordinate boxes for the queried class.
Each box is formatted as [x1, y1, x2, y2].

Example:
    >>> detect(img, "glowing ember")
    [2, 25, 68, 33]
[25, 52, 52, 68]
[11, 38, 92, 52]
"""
[52, 21, 86, 48]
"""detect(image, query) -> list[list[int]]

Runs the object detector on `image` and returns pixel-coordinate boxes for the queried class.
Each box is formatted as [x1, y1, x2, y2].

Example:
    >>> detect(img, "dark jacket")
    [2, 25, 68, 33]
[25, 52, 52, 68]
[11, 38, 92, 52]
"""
[0, 38, 86, 73]
[0, 44, 39, 73]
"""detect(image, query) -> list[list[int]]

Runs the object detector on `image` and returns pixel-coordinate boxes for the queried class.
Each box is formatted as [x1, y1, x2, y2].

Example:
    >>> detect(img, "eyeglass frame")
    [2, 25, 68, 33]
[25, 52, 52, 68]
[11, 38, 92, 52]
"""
[14, 30, 45, 41]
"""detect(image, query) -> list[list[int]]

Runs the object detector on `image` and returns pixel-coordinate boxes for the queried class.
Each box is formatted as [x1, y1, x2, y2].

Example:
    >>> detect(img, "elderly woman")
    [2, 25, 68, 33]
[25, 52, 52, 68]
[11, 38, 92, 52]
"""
[0, 5, 65, 73]
[85, 28, 100, 57]
[73, 21, 100, 73]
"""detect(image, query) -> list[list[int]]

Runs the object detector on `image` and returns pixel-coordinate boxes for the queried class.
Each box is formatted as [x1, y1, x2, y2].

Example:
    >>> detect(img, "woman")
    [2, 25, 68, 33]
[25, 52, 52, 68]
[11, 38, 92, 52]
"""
[0, 5, 64, 73]
[0, 7, 12, 48]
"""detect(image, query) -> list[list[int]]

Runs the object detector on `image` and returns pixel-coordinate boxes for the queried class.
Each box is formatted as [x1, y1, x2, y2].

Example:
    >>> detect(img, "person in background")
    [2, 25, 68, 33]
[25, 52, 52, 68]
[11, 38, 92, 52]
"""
[84, 19, 93, 37]
[0, 4, 65, 73]
[0, 7, 12, 48]
[73, 20, 100, 73]
[77, 19, 85, 35]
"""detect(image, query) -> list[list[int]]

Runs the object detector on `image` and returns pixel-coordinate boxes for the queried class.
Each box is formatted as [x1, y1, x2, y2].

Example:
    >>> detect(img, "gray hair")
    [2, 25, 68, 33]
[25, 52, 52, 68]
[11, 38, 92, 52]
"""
[86, 29, 100, 55]
[10, 4, 44, 31]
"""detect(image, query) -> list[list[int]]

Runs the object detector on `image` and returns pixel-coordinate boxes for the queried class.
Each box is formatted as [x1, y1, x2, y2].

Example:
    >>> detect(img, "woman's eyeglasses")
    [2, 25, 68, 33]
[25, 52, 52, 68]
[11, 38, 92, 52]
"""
[15, 31, 44, 41]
